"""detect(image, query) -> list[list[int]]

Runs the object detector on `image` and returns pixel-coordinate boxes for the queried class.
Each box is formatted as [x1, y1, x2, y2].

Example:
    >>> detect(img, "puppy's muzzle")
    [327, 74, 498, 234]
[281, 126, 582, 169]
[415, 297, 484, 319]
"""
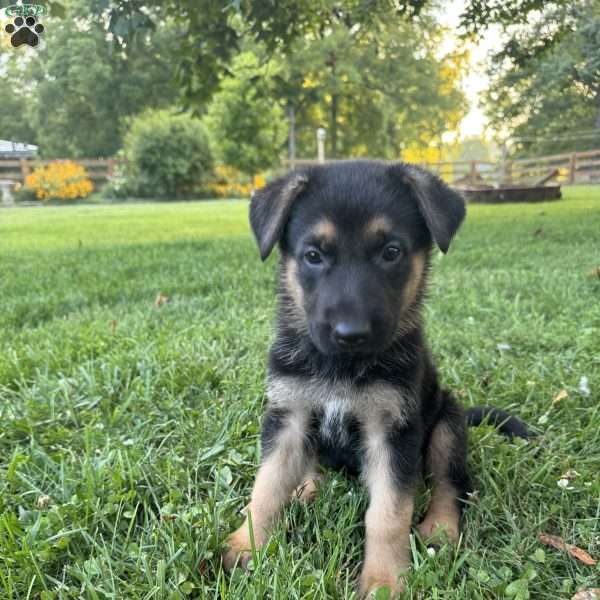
[332, 320, 372, 350]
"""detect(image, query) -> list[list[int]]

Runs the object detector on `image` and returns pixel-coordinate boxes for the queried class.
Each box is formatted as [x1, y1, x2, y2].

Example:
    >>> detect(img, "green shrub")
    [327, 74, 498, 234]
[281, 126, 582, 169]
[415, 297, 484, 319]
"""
[119, 110, 213, 199]
[13, 182, 39, 203]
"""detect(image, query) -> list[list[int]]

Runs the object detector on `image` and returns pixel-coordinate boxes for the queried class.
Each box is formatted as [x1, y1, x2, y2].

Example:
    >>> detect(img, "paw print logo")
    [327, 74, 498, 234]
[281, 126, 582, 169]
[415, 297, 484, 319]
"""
[4, 15, 44, 48]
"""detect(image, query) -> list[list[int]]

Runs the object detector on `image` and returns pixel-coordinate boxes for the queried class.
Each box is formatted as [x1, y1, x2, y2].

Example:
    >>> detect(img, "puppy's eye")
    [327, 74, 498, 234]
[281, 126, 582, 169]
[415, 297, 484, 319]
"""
[382, 245, 402, 262]
[304, 250, 323, 265]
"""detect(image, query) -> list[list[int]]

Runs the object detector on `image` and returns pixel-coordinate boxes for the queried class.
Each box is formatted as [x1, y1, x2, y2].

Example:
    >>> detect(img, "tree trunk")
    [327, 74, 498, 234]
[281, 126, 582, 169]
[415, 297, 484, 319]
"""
[330, 93, 338, 158]
[288, 105, 296, 167]
[327, 50, 338, 158]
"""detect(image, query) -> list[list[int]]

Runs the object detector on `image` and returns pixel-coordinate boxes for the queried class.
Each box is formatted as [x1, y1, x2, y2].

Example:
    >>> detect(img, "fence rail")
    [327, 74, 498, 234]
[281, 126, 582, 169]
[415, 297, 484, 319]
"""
[286, 148, 600, 187]
[0, 158, 119, 184]
[2, 149, 600, 188]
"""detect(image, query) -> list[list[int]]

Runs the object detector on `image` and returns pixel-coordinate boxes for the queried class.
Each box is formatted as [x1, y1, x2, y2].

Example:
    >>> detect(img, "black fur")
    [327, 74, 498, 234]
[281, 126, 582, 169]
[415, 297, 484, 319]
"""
[465, 406, 529, 440]
[256, 161, 526, 480]
[245, 160, 527, 569]
[313, 409, 363, 475]
[261, 407, 291, 456]
[386, 419, 423, 490]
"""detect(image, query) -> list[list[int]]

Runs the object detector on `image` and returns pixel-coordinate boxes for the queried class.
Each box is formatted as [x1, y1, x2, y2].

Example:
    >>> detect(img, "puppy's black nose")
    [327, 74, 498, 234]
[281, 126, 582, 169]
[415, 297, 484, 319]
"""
[333, 321, 371, 348]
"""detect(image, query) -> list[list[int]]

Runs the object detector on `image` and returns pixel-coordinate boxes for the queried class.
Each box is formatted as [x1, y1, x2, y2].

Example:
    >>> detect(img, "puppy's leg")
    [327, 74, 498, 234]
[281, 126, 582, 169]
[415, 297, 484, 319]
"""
[222, 408, 312, 570]
[292, 466, 322, 503]
[418, 396, 470, 544]
[358, 422, 422, 597]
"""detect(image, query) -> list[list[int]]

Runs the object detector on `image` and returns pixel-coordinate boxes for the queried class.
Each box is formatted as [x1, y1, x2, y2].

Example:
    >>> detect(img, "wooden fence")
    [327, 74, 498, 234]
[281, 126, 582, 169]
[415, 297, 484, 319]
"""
[286, 148, 600, 187]
[2, 149, 600, 187]
[0, 158, 118, 184]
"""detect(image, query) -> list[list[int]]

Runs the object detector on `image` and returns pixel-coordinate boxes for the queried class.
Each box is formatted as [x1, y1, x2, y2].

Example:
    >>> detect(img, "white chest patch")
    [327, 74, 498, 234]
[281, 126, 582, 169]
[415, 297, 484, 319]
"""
[320, 398, 351, 444]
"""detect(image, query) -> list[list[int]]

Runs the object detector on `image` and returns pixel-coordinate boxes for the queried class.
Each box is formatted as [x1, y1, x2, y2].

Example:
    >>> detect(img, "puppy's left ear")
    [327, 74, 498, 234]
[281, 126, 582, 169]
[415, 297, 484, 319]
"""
[249, 172, 309, 261]
[390, 163, 466, 253]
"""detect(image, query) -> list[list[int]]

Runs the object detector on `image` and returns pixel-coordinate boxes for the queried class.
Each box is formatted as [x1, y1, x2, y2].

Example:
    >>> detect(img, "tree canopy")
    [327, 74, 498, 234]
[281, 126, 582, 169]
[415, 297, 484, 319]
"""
[484, 1, 600, 155]
[0, 0, 468, 165]
[2, 0, 589, 165]
[1, 2, 178, 158]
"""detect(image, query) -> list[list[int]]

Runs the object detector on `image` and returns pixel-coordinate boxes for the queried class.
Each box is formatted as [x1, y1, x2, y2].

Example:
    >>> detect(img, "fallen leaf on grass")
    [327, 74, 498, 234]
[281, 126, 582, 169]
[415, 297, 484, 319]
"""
[538, 533, 597, 566]
[589, 266, 600, 279]
[160, 514, 177, 522]
[560, 469, 580, 480]
[571, 590, 600, 600]
[110, 319, 117, 334]
[154, 292, 169, 308]
[36, 495, 51, 509]
[552, 389, 568, 405]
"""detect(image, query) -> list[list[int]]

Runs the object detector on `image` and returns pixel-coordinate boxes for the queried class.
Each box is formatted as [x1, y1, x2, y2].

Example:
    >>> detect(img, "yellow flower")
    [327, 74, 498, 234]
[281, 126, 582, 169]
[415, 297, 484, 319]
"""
[207, 165, 267, 198]
[24, 160, 93, 202]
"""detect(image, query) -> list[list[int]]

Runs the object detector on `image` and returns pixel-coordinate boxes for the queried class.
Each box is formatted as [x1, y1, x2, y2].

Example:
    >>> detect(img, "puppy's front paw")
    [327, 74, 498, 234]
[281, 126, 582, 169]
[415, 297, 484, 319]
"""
[417, 516, 459, 545]
[292, 474, 322, 503]
[222, 528, 253, 572]
[358, 565, 406, 598]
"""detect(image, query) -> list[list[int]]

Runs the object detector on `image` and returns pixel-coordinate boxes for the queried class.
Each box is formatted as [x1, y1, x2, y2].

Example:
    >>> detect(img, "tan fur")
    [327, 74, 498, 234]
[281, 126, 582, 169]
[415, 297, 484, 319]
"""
[364, 215, 393, 238]
[282, 258, 308, 335]
[222, 410, 312, 570]
[311, 218, 337, 242]
[292, 471, 322, 502]
[395, 252, 426, 337]
[359, 420, 415, 596]
[267, 375, 414, 427]
[402, 252, 426, 310]
[285, 258, 304, 308]
[417, 422, 460, 543]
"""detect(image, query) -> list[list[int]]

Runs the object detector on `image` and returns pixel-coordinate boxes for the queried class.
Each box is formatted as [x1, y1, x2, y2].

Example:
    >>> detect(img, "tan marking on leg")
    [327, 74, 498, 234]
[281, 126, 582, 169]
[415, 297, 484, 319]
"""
[222, 412, 311, 571]
[358, 426, 414, 597]
[418, 421, 460, 543]
[364, 215, 393, 238]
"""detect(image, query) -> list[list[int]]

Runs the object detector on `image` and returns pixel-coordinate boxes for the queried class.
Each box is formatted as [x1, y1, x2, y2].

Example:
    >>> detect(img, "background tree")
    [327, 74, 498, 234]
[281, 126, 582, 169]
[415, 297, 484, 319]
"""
[1, 0, 469, 166]
[483, 2, 600, 155]
[280, 18, 467, 159]
[92, 0, 429, 110]
[0, 59, 37, 145]
[203, 51, 288, 175]
[0, 2, 178, 157]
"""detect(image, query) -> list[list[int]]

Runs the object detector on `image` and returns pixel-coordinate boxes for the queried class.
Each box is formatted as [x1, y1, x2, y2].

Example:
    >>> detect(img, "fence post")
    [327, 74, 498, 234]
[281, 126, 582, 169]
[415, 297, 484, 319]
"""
[469, 160, 477, 186]
[316, 128, 326, 163]
[505, 160, 513, 185]
[20, 159, 31, 182]
[568, 153, 576, 184]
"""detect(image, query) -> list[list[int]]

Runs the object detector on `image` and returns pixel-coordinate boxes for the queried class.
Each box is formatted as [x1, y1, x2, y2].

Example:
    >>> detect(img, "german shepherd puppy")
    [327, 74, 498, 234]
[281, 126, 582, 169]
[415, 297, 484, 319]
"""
[222, 160, 527, 596]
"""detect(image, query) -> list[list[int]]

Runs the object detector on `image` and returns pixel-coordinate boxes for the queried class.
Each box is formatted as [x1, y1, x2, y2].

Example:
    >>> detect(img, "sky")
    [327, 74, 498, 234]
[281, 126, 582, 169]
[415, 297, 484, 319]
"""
[437, 0, 504, 139]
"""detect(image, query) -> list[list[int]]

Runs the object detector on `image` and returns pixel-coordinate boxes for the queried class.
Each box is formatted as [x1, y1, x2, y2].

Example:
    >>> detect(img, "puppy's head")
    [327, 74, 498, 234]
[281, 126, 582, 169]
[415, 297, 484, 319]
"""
[250, 161, 465, 356]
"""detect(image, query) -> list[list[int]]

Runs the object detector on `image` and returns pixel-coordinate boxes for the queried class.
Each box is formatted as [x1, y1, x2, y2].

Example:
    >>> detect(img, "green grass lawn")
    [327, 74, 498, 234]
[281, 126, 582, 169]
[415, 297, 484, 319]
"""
[1, 188, 599, 599]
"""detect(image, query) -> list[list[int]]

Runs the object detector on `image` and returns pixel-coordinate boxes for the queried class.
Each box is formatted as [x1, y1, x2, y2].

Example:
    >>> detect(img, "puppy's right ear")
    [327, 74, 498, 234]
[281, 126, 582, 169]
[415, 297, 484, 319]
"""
[249, 172, 309, 261]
